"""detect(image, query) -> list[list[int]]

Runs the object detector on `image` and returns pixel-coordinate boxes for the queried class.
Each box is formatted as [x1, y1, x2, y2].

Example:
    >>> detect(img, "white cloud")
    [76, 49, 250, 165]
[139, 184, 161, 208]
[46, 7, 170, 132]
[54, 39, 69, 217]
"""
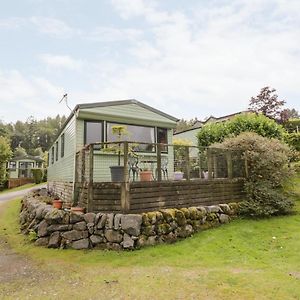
[0, 17, 25, 29]
[0, 70, 68, 122]
[39, 54, 83, 70]
[100, 0, 300, 119]
[30, 17, 78, 38]
[87, 26, 142, 43]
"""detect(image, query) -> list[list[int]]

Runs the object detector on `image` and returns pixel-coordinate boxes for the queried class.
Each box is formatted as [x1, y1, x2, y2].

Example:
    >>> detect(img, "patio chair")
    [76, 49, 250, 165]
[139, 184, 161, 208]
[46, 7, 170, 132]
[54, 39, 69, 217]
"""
[161, 157, 168, 180]
[128, 155, 140, 181]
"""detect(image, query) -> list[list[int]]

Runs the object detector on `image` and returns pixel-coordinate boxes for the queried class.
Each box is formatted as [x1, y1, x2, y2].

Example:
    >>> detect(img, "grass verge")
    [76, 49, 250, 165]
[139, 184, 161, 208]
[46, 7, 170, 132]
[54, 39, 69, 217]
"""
[0, 177, 299, 299]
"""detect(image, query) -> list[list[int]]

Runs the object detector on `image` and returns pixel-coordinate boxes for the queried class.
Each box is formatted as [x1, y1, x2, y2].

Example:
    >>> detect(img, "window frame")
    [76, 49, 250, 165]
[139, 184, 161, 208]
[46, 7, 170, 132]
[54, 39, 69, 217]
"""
[157, 127, 168, 153]
[55, 141, 59, 161]
[84, 120, 104, 148]
[61, 133, 65, 158]
[106, 121, 156, 153]
[51, 147, 54, 164]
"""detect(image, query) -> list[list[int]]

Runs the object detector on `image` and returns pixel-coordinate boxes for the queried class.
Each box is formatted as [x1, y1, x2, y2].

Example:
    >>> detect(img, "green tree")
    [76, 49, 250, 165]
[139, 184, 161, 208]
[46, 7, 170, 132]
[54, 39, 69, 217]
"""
[0, 137, 12, 188]
[197, 113, 286, 148]
[13, 146, 27, 157]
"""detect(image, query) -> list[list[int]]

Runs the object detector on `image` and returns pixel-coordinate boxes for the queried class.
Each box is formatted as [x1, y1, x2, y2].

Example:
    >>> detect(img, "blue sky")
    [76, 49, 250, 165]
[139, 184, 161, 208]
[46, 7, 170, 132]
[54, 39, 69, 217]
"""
[0, 0, 299, 123]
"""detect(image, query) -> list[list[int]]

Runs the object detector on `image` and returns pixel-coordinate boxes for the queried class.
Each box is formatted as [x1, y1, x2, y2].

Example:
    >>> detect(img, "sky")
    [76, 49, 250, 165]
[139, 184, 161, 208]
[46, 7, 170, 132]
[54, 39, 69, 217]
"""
[0, 0, 299, 123]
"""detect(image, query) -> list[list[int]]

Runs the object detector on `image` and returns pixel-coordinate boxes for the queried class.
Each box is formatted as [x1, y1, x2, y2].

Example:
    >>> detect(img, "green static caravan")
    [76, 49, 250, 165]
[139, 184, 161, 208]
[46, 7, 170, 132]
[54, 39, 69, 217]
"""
[7, 155, 44, 179]
[47, 99, 178, 203]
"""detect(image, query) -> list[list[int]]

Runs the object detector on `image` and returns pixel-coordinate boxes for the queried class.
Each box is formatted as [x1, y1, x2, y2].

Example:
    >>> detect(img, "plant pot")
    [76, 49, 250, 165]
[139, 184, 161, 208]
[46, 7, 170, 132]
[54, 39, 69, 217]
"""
[70, 207, 85, 213]
[110, 166, 124, 182]
[140, 171, 152, 181]
[53, 199, 63, 209]
[174, 171, 184, 180]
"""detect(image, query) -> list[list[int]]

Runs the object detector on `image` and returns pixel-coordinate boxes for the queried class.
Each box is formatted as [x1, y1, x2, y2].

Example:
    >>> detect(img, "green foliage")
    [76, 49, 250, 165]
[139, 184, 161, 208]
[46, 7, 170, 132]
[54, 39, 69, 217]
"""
[284, 132, 300, 151]
[31, 169, 44, 184]
[28, 229, 38, 242]
[198, 113, 286, 148]
[1, 114, 66, 153]
[13, 146, 27, 157]
[283, 118, 300, 132]
[0, 136, 12, 187]
[214, 132, 294, 217]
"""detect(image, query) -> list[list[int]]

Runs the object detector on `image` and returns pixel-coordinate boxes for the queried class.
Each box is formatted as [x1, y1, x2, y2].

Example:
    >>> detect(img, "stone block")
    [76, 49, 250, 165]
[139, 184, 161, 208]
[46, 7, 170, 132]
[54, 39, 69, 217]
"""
[121, 214, 142, 236]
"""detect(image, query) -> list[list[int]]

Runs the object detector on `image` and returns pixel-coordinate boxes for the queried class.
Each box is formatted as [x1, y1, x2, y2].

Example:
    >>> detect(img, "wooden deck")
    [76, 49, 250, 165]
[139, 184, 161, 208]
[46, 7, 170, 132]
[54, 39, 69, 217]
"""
[77, 178, 245, 213]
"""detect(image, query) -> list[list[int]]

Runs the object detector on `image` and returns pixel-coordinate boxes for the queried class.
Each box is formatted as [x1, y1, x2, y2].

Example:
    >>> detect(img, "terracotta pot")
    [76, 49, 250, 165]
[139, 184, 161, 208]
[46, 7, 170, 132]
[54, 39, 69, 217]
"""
[71, 207, 85, 213]
[53, 199, 63, 209]
[139, 171, 152, 181]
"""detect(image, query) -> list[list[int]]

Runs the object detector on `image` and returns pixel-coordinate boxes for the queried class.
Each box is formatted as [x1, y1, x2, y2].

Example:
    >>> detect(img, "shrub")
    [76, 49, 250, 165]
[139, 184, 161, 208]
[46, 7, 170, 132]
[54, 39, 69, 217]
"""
[0, 136, 12, 188]
[284, 132, 300, 151]
[213, 132, 294, 217]
[198, 113, 286, 148]
[31, 169, 43, 184]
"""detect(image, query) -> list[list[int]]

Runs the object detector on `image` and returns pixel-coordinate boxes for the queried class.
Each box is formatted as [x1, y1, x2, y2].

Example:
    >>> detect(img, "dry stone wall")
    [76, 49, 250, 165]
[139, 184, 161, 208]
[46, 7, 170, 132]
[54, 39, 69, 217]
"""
[20, 192, 239, 251]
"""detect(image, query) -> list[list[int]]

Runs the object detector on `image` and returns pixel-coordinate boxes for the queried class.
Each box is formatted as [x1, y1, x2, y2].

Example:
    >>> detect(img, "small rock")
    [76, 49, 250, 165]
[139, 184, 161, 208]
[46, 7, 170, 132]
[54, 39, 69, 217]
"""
[45, 209, 66, 225]
[62, 230, 88, 241]
[84, 213, 95, 224]
[105, 230, 123, 243]
[121, 214, 142, 236]
[37, 220, 48, 237]
[218, 214, 230, 224]
[97, 214, 107, 229]
[47, 224, 71, 232]
[35, 237, 49, 247]
[90, 235, 103, 246]
[114, 214, 122, 230]
[71, 238, 90, 250]
[123, 233, 134, 249]
[73, 221, 87, 231]
[48, 231, 61, 248]
[106, 213, 114, 229]
[70, 212, 84, 224]
[87, 223, 94, 234]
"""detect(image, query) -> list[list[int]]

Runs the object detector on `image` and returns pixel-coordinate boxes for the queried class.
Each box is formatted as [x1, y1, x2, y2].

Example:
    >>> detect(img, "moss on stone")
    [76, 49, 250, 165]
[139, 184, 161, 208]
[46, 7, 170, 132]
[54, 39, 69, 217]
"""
[160, 209, 176, 222]
[156, 223, 172, 235]
[188, 207, 201, 220]
[180, 208, 190, 219]
[142, 225, 155, 236]
[142, 213, 150, 226]
[175, 209, 186, 226]
[146, 211, 157, 224]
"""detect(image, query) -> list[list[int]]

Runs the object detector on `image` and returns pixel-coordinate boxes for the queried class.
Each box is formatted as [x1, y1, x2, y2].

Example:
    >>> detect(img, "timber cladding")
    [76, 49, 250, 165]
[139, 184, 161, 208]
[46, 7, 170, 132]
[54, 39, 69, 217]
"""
[83, 178, 245, 213]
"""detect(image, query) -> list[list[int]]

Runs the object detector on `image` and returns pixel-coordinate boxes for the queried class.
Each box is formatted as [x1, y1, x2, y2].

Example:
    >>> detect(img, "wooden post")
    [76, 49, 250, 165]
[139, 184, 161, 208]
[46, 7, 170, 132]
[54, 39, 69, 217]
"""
[81, 149, 85, 182]
[213, 154, 218, 179]
[207, 149, 213, 180]
[157, 143, 162, 181]
[87, 144, 94, 212]
[226, 151, 233, 179]
[121, 182, 130, 212]
[198, 151, 202, 179]
[123, 141, 129, 183]
[185, 146, 190, 180]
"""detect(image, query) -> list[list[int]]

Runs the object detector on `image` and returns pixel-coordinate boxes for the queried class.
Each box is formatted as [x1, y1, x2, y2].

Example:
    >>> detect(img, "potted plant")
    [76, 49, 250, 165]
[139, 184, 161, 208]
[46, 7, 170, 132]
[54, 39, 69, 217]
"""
[52, 196, 63, 209]
[107, 125, 138, 182]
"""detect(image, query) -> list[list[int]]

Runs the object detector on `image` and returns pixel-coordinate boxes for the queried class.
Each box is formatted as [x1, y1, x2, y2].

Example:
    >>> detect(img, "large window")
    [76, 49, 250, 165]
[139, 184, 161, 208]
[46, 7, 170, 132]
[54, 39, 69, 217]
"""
[61, 133, 65, 158]
[84, 121, 103, 147]
[107, 123, 155, 152]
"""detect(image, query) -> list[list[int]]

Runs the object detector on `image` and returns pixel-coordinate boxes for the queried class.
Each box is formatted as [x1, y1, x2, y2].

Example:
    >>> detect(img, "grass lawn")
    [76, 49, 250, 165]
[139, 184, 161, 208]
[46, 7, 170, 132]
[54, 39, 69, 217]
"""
[0, 177, 299, 299]
[0, 182, 46, 195]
